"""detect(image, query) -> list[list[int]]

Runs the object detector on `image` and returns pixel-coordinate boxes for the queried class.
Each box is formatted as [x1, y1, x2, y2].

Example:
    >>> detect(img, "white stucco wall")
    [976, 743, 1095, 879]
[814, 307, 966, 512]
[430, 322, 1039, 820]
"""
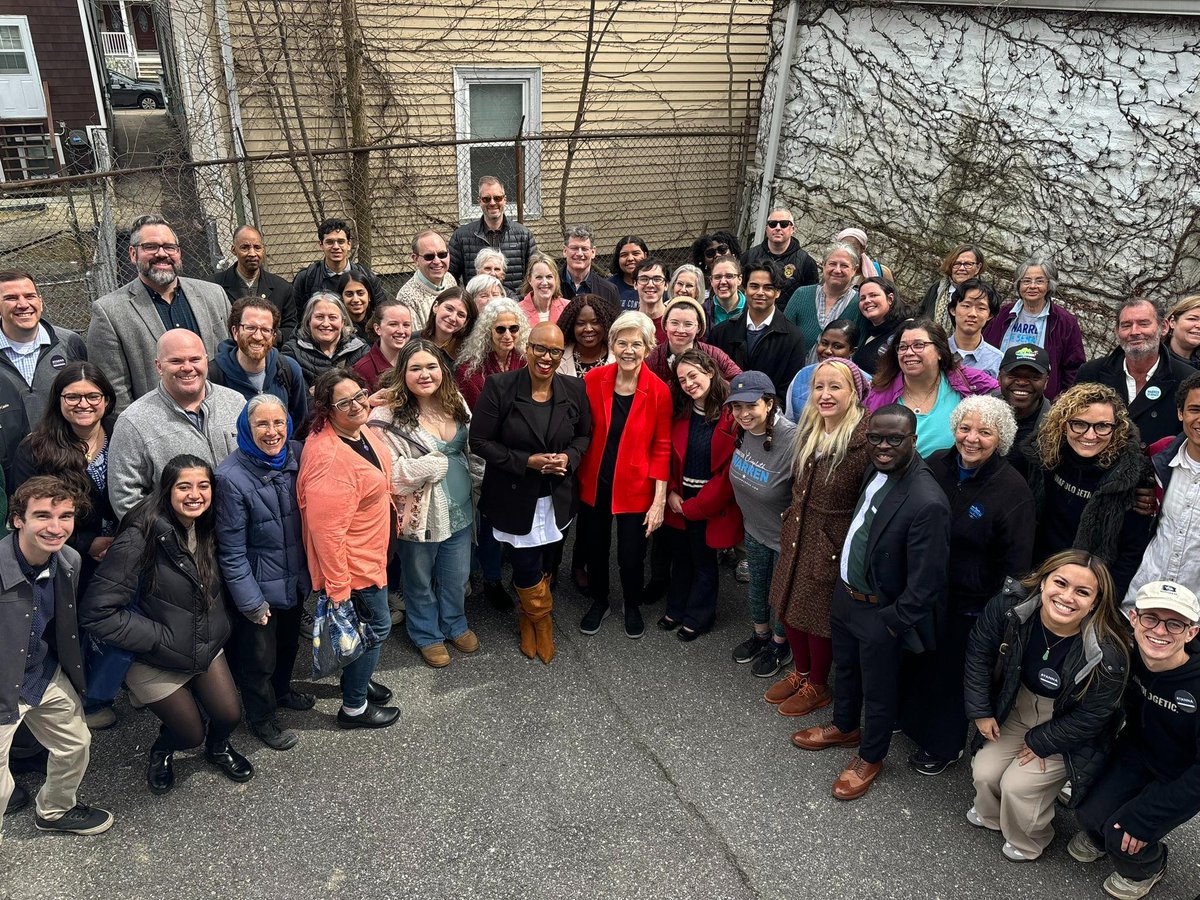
[747, 1, 1200, 343]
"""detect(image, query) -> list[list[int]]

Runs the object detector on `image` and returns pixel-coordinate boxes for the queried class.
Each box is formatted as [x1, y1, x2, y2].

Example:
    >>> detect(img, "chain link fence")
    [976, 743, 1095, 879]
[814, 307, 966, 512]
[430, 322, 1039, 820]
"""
[0, 122, 752, 332]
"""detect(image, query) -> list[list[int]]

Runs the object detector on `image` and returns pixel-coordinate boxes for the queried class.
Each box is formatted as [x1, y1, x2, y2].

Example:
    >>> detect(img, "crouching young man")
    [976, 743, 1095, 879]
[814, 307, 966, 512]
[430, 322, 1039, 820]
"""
[1, 476, 112, 839]
[1070, 581, 1200, 899]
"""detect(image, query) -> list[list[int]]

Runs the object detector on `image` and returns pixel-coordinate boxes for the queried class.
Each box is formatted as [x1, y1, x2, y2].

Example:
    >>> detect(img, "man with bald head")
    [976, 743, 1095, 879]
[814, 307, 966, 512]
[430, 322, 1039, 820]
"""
[107, 329, 246, 521]
[89, 214, 231, 413]
[213, 225, 296, 341]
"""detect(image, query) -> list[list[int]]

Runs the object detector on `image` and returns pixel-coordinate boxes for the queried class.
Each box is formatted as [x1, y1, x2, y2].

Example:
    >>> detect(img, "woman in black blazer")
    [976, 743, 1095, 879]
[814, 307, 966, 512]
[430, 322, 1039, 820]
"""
[469, 322, 592, 664]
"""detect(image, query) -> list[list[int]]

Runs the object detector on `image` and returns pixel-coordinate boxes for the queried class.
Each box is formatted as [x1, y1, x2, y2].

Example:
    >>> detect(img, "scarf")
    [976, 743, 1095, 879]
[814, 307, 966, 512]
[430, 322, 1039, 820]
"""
[236, 403, 292, 469]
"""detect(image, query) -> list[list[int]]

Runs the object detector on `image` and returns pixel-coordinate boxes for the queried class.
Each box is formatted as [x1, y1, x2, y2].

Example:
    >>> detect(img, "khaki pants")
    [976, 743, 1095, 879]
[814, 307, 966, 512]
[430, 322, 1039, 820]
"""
[971, 684, 1068, 858]
[0, 667, 91, 839]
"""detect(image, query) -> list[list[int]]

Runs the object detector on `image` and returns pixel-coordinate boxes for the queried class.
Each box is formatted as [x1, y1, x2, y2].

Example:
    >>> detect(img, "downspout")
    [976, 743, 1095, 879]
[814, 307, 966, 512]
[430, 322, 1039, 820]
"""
[212, 0, 253, 230]
[752, 0, 800, 246]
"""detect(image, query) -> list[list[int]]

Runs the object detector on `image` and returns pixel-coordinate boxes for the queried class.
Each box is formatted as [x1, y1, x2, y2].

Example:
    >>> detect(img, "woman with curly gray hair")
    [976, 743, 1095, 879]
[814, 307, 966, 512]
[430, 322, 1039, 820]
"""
[899, 394, 1037, 777]
[454, 297, 529, 409]
[282, 292, 370, 389]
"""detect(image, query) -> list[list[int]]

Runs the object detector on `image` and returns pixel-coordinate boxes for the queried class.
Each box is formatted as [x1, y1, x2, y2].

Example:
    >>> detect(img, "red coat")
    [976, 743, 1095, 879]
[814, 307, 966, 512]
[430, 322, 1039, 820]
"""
[665, 406, 743, 548]
[578, 363, 672, 514]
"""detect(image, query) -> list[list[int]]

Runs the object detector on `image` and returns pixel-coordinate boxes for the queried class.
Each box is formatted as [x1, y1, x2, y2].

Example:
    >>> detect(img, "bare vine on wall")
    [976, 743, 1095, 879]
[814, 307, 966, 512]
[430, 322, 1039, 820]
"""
[757, 0, 1200, 346]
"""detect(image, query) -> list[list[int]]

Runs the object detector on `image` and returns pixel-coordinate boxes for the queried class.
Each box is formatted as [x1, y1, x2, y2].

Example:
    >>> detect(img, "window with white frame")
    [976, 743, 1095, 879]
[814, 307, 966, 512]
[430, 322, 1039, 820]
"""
[452, 67, 541, 221]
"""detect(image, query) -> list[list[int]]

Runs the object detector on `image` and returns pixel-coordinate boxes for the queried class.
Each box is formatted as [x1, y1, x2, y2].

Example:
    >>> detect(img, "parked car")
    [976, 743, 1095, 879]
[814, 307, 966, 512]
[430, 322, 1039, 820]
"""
[106, 70, 165, 110]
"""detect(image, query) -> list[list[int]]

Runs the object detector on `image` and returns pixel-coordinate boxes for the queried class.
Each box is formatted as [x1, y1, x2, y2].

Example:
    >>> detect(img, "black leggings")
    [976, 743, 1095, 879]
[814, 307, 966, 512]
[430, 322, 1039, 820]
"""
[508, 544, 560, 591]
[148, 655, 243, 752]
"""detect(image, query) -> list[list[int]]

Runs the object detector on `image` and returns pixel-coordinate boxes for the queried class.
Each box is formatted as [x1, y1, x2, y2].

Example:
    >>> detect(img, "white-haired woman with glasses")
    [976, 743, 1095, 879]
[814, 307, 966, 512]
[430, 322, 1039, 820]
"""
[282, 291, 369, 389]
[982, 256, 1085, 400]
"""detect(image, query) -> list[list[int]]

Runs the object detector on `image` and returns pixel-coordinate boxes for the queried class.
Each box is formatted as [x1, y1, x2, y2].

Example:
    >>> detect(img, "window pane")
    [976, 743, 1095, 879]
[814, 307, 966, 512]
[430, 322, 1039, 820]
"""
[0, 27, 22, 51]
[468, 83, 523, 140]
[0, 51, 27, 75]
[470, 146, 516, 201]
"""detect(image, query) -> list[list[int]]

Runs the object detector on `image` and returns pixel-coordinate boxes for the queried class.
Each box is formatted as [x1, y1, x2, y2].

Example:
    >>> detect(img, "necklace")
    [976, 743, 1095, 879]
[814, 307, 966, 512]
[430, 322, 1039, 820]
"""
[905, 380, 940, 415]
[82, 430, 106, 462]
[1039, 620, 1072, 662]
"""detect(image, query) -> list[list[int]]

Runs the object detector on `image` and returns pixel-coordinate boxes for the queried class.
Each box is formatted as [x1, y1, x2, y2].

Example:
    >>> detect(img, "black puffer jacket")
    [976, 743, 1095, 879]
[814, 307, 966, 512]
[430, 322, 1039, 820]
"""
[964, 578, 1129, 806]
[281, 334, 369, 390]
[79, 507, 230, 674]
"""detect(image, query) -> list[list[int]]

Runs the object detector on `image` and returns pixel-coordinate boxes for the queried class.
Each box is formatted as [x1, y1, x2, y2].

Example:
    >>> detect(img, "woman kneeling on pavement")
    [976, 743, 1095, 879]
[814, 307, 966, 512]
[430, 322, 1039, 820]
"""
[470, 323, 592, 664]
[297, 369, 398, 728]
[963, 549, 1129, 862]
[81, 455, 252, 794]
[369, 340, 481, 669]
[726, 372, 797, 675]
[767, 358, 870, 716]
[215, 395, 313, 751]
[659, 349, 742, 641]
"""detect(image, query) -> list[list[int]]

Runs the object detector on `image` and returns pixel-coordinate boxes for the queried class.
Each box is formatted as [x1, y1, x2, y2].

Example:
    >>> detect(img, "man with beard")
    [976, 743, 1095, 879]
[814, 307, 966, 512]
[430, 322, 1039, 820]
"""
[213, 226, 296, 341]
[88, 215, 230, 412]
[208, 296, 306, 427]
[1077, 299, 1193, 448]
[791, 404, 950, 801]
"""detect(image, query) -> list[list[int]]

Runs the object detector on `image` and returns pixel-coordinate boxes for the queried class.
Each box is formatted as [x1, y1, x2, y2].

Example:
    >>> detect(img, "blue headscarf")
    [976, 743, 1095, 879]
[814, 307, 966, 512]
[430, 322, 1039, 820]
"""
[236, 400, 293, 470]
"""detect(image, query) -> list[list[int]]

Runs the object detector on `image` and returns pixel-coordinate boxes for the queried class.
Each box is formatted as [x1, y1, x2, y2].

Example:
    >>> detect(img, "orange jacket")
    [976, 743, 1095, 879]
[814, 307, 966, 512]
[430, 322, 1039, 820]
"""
[296, 424, 393, 601]
[577, 363, 671, 513]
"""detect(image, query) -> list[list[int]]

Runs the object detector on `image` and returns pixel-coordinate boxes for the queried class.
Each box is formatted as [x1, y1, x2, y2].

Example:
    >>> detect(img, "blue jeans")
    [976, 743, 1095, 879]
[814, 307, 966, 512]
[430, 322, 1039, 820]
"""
[398, 527, 473, 648]
[745, 534, 785, 638]
[339, 584, 391, 708]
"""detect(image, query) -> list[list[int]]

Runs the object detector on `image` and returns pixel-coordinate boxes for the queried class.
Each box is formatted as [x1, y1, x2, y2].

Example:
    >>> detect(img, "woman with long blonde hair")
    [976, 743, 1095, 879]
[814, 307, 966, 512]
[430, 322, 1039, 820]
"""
[764, 358, 871, 717]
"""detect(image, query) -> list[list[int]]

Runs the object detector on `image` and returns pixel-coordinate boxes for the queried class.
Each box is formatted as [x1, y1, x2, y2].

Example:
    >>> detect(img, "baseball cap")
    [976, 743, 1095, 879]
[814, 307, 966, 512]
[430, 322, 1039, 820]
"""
[1135, 580, 1200, 623]
[1000, 343, 1050, 374]
[726, 371, 775, 403]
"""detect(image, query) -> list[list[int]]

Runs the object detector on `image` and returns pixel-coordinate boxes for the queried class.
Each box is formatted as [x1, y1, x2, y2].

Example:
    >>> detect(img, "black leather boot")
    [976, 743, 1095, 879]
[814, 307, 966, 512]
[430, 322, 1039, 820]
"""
[204, 740, 254, 782]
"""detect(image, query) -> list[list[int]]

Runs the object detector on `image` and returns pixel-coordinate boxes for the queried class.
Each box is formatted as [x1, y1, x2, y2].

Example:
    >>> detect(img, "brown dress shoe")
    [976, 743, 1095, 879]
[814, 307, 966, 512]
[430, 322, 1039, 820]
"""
[420, 643, 451, 668]
[833, 755, 882, 801]
[791, 722, 861, 751]
[779, 681, 832, 718]
[450, 630, 480, 653]
[764, 670, 805, 704]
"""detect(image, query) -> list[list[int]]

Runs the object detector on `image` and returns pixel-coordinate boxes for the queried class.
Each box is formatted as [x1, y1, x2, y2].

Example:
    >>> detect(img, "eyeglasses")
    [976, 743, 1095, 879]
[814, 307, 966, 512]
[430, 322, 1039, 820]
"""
[866, 433, 912, 447]
[704, 244, 731, 258]
[528, 343, 564, 359]
[896, 341, 931, 354]
[1019, 277, 1048, 287]
[137, 242, 180, 254]
[711, 274, 740, 282]
[765, 220, 792, 229]
[636, 275, 665, 286]
[237, 324, 275, 336]
[61, 392, 105, 405]
[613, 338, 645, 352]
[479, 195, 506, 204]
[332, 389, 370, 412]
[952, 260, 980, 270]
[419, 251, 449, 262]
[1066, 419, 1115, 436]
[494, 324, 520, 335]
[1135, 612, 1194, 635]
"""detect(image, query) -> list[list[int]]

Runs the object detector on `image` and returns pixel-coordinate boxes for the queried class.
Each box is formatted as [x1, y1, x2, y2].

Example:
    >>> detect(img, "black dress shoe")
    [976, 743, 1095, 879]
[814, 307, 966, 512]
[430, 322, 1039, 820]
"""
[337, 703, 400, 730]
[367, 680, 393, 705]
[656, 615, 680, 631]
[204, 742, 255, 782]
[4, 783, 29, 815]
[677, 626, 702, 643]
[147, 749, 175, 795]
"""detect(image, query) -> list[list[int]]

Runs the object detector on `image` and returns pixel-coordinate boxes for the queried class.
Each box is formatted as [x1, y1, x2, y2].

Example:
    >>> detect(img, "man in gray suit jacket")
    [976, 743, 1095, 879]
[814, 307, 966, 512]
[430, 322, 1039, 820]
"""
[87, 215, 230, 412]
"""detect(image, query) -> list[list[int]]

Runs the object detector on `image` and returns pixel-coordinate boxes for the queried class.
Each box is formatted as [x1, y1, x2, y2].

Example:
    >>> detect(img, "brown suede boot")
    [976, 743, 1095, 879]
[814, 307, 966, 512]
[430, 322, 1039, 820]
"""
[516, 609, 536, 659]
[516, 578, 554, 663]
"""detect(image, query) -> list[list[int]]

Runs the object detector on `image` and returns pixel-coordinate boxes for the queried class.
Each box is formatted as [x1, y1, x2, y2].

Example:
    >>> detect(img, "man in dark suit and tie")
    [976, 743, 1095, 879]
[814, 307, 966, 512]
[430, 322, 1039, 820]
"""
[792, 404, 951, 801]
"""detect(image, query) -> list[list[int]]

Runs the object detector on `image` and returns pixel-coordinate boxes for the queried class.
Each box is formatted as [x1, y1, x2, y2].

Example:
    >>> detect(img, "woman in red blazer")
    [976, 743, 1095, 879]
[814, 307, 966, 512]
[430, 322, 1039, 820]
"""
[577, 311, 672, 640]
[660, 349, 743, 640]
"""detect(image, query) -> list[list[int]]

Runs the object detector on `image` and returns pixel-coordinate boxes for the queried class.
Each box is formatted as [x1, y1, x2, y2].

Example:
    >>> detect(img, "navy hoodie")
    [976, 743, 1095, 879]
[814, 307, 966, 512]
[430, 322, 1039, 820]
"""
[1117, 648, 1200, 837]
[211, 339, 308, 428]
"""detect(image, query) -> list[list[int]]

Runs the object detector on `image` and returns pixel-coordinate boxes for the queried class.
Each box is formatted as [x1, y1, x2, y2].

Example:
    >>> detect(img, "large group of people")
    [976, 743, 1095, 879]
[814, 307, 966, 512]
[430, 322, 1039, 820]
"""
[1, 183, 1199, 900]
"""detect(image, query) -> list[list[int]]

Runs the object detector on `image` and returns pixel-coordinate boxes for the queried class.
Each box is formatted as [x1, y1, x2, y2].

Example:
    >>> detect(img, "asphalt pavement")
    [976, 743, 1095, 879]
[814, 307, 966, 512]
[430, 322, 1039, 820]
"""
[3, 556, 1198, 900]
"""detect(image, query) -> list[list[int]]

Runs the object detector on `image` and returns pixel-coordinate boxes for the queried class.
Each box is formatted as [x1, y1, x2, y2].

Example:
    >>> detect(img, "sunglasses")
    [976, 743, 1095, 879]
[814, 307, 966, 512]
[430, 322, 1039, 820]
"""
[480, 195, 506, 204]
[420, 251, 450, 262]
[494, 324, 520, 335]
[766, 220, 792, 229]
[704, 244, 731, 258]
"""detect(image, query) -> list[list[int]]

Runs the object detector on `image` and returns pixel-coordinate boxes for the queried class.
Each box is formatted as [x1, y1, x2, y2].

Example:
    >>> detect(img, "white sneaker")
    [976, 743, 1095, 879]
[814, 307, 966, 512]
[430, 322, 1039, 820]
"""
[1068, 830, 1106, 863]
[1002, 841, 1033, 862]
[1103, 867, 1166, 900]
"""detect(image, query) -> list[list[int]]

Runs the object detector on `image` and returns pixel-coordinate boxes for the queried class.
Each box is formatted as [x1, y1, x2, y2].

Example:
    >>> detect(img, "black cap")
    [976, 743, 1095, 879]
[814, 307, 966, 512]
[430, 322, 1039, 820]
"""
[999, 343, 1050, 374]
